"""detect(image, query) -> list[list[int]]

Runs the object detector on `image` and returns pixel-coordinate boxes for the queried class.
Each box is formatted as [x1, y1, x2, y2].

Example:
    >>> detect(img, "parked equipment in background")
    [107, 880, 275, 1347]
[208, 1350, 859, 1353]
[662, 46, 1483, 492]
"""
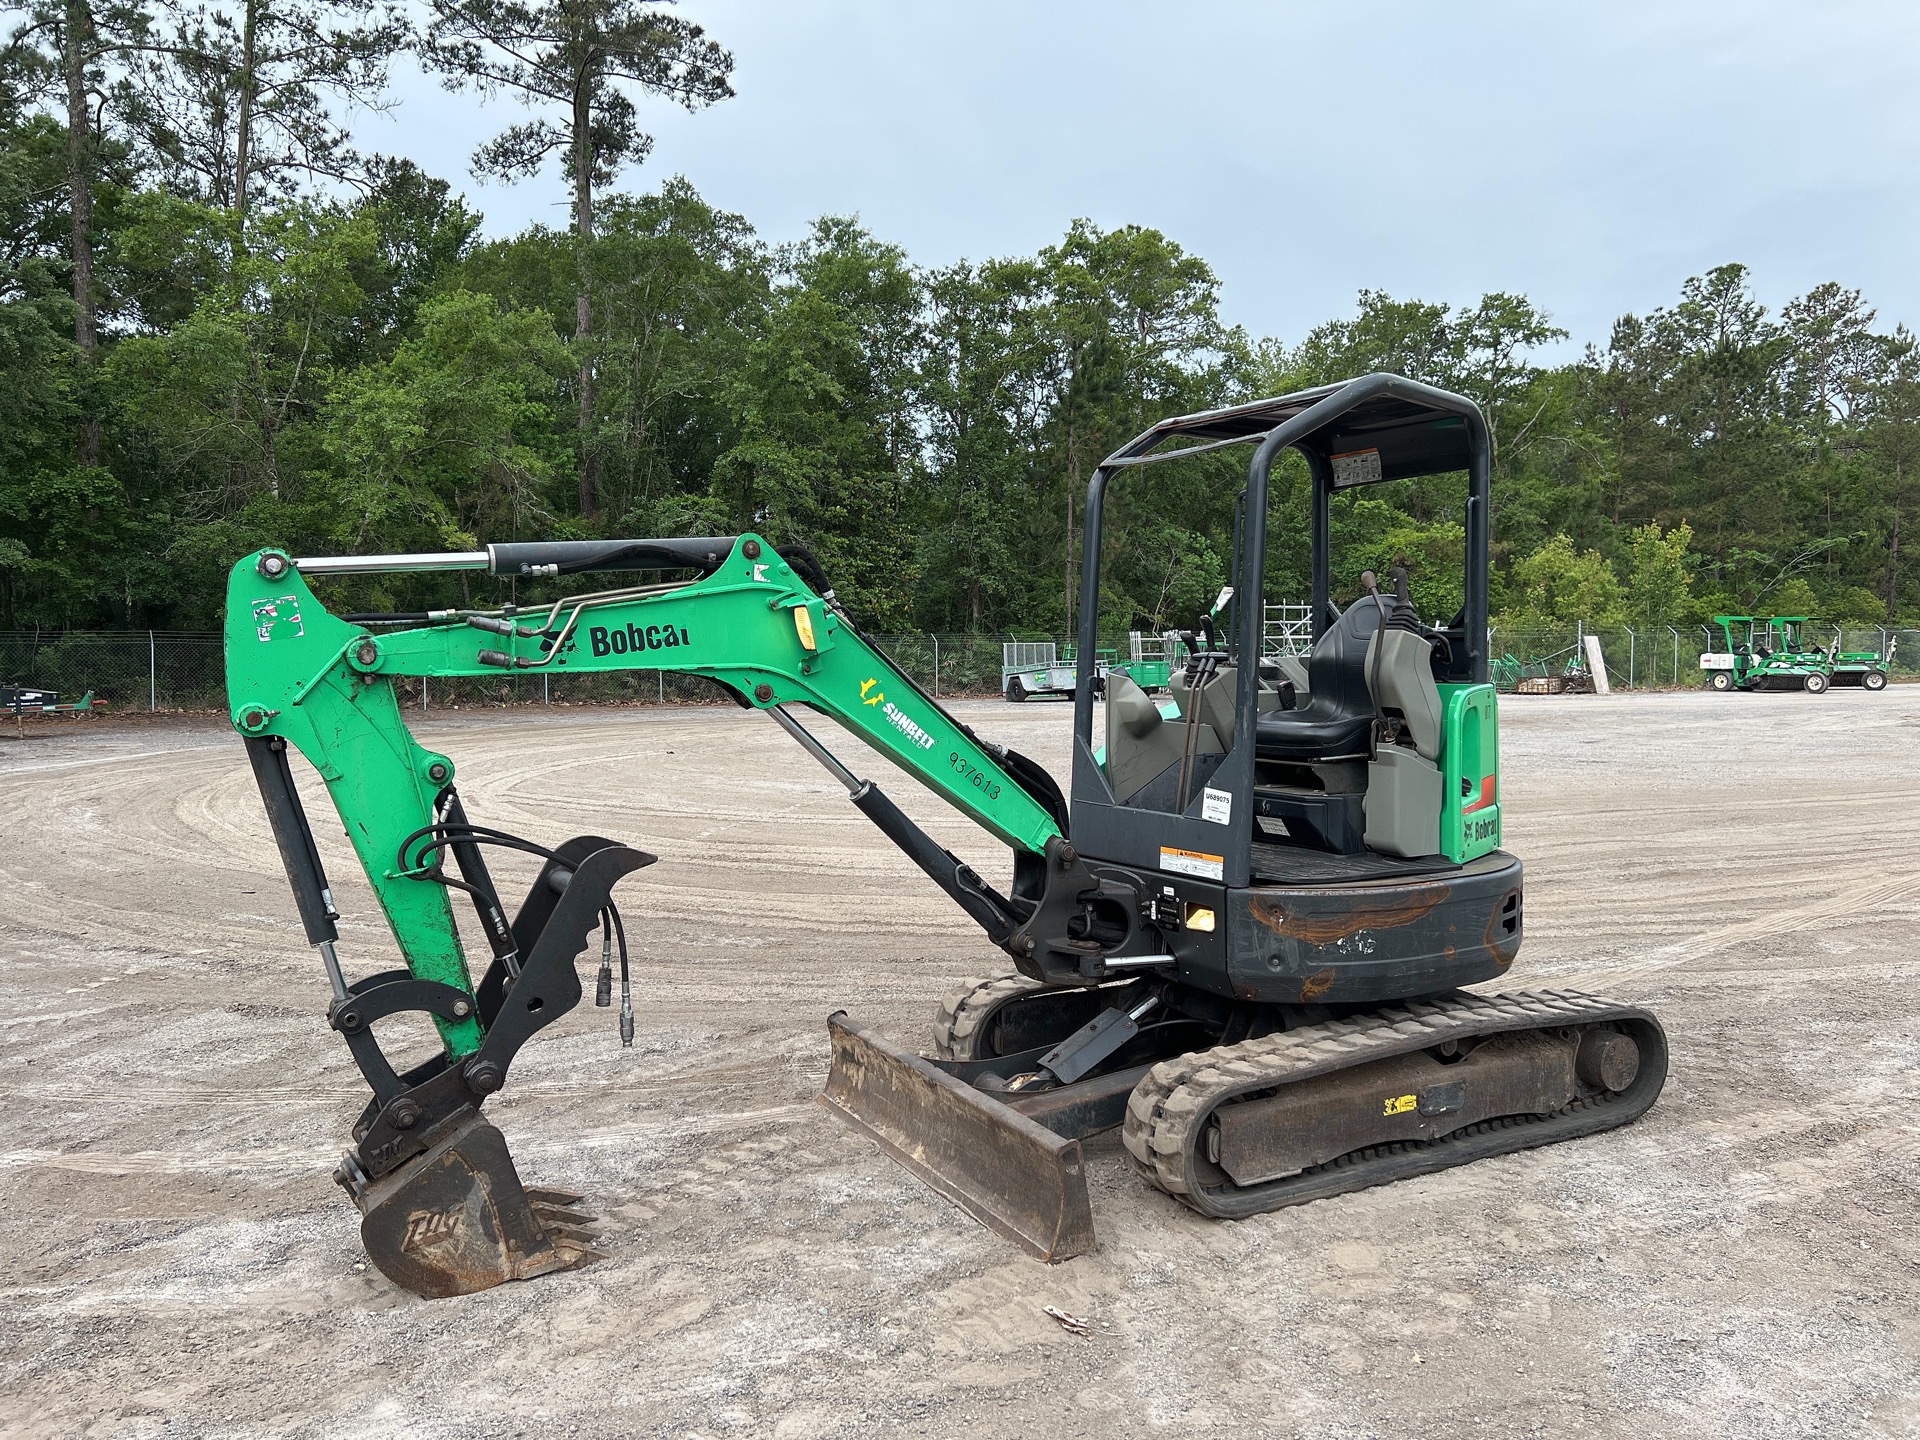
[1701, 615, 1892, 693]
[1505, 648, 1596, 695]
[1121, 631, 1175, 693]
[1002, 636, 1175, 702]
[1002, 639, 1099, 702]
[3, 685, 103, 726]
[222, 374, 1667, 1300]
[1009, 609, 1314, 704]
[1825, 631, 1896, 689]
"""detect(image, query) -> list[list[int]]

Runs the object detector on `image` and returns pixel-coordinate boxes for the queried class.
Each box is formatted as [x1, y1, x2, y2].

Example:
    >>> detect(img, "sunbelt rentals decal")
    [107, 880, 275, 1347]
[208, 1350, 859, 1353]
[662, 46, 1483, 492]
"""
[862, 676, 935, 750]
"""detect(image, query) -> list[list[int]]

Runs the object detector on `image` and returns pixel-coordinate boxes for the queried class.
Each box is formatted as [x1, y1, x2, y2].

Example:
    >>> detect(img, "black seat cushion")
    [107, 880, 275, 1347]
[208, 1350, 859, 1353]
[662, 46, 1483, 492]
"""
[1255, 597, 1385, 763]
[1254, 711, 1375, 762]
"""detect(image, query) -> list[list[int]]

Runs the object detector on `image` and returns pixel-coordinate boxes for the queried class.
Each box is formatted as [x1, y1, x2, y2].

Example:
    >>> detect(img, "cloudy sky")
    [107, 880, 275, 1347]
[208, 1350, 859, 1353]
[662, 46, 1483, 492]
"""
[372, 0, 1920, 355]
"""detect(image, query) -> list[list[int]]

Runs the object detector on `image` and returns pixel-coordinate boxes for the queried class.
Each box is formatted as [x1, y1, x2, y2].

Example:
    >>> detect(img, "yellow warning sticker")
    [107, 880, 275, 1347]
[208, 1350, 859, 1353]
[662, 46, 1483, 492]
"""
[1382, 1093, 1417, 1117]
[1159, 846, 1224, 881]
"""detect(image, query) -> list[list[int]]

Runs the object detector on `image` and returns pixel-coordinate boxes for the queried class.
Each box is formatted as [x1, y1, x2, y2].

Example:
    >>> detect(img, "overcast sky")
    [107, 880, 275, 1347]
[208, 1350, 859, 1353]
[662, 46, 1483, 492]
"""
[370, 0, 1920, 356]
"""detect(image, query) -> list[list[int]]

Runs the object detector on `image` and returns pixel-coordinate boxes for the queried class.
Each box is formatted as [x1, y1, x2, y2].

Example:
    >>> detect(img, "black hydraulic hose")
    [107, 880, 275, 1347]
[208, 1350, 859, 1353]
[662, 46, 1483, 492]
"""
[488, 537, 737, 578]
[437, 791, 521, 977]
[592, 904, 634, 1043]
[401, 819, 636, 1040]
[397, 821, 559, 875]
[610, 902, 633, 1047]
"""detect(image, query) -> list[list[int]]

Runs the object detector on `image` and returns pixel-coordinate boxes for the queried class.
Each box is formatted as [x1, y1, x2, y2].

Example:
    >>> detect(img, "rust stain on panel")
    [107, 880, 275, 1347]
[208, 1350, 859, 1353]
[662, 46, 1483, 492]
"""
[1249, 883, 1451, 945]
[1298, 968, 1337, 1001]
[1485, 888, 1522, 968]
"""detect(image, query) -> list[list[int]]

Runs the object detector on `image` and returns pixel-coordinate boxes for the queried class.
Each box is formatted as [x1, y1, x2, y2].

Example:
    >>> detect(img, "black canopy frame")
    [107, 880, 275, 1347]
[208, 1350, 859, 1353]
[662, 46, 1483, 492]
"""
[1067, 374, 1493, 887]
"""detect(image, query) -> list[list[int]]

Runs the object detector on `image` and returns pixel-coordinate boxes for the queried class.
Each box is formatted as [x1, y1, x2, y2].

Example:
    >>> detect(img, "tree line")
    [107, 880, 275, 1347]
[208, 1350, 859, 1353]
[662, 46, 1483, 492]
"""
[2, 0, 1916, 641]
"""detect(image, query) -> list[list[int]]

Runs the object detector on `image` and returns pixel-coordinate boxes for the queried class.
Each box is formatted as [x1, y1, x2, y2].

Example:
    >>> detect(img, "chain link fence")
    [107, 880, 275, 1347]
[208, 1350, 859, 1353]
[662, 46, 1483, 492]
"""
[7, 623, 1917, 713]
[1, 631, 226, 710]
[0, 629, 1016, 712]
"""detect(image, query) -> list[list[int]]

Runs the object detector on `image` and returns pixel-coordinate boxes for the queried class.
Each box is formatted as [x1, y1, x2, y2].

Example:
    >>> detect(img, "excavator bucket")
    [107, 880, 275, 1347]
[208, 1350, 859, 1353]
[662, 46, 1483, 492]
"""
[348, 1112, 604, 1299]
[819, 1011, 1096, 1262]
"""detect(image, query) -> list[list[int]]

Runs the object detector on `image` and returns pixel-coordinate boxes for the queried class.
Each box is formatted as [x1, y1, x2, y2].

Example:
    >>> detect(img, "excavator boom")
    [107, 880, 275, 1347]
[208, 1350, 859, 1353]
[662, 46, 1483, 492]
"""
[225, 533, 1086, 1296]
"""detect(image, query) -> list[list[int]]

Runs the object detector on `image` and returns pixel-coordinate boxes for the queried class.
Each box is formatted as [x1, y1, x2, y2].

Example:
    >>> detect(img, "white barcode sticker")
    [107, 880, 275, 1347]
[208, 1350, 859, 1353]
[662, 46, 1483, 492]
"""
[1201, 787, 1232, 825]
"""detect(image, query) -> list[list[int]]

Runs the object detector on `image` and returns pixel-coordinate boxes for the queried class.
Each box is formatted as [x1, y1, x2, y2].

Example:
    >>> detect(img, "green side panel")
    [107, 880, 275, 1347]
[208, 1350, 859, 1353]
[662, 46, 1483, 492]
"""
[1438, 682, 1500, 864]
[1114, 661, 1172, 690]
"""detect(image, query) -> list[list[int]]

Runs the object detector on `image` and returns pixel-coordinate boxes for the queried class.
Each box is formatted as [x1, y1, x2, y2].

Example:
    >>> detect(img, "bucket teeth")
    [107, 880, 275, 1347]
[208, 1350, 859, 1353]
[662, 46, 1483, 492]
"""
[531, 1211, 601, 1245]
[351, 1113, 608, 1298]
[529, 1198, 596, 1223]
[527, 1188, 600, 1246]
[550, 1237, 610, 1267]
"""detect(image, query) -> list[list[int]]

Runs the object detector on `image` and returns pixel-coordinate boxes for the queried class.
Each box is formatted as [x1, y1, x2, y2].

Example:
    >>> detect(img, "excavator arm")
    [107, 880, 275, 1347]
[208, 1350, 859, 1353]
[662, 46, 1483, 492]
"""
[224, 534, 1096, 1295]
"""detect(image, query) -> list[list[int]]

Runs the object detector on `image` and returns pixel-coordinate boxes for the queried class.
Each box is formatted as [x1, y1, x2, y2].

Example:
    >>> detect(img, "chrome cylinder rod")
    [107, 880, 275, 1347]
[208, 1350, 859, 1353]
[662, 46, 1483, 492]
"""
[294, 551, 489, 575]
[316, 938, 350, 1004]
[768, 705, 863, 795]
[1101, 954, 1177, 971]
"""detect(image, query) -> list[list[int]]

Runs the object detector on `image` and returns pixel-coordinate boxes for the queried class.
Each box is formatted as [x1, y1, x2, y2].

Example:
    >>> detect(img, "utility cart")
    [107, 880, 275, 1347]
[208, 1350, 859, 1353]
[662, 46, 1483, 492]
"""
[1701, 615, 1889, 693]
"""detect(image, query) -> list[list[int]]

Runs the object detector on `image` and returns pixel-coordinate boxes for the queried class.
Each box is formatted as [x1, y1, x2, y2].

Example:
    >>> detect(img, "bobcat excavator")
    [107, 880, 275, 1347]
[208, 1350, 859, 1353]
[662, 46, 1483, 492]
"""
[223, 374, 1667, 1298]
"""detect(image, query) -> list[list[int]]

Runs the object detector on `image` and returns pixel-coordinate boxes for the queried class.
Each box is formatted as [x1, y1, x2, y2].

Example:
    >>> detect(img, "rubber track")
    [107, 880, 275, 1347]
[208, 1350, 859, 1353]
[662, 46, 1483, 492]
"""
[929, 974, 1045, 1059]
[1121, 988, 1667, 1219]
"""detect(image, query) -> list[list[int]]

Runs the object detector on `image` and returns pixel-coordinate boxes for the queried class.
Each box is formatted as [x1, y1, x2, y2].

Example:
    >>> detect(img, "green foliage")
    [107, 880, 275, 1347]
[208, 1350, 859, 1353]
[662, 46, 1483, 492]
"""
[1825, 585, 1886, 626]
[1623, 520, 1694, 626]
[0, 37, 1918, 643]
[710, 217, 921, 626]
[321, 289, 570, 550]
[1328, 496, 1465, 619]
[108, 202, 377, 502]
[1498, 535, 1627, 629]
[1769, 579, 1818, 617]
[425, 0, 731, 195]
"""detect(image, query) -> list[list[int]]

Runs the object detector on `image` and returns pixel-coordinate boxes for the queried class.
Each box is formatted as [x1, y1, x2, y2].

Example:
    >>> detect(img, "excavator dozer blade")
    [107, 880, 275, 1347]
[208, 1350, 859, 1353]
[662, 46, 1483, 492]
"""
[350, 1112, 605, 1299]
[820, 1011, 1096, 1262]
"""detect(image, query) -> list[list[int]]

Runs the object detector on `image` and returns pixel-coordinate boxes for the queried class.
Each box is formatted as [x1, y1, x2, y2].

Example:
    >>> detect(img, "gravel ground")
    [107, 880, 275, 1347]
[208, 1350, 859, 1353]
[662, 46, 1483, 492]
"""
[1, 690, 1917, 1439]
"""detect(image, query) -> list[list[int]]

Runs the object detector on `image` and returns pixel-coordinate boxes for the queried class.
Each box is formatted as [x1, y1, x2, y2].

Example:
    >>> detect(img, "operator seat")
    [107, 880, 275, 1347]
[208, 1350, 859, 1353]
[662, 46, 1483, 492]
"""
[1253, 598, 1386, 763]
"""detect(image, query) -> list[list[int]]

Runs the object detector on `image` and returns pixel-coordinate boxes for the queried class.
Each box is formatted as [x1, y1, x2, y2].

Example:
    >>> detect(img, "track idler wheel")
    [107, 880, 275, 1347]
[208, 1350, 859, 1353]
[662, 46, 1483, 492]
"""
[342, 1111, 603, 1299]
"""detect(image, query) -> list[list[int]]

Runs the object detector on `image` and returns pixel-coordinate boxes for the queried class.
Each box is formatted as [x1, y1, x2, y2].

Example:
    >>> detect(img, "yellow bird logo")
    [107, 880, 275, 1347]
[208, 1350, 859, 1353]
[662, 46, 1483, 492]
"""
[860, 677, 884, 706]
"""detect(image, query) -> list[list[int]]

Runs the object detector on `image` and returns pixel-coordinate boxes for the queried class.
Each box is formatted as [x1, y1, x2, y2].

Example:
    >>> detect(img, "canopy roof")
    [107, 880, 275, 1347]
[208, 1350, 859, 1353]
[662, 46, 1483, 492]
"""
[1105, 374, 1482, 486]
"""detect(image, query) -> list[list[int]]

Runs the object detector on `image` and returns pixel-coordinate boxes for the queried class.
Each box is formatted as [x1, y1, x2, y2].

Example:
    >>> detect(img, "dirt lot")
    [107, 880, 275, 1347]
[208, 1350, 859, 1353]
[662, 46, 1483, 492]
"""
[2, 689, 1918, 1439]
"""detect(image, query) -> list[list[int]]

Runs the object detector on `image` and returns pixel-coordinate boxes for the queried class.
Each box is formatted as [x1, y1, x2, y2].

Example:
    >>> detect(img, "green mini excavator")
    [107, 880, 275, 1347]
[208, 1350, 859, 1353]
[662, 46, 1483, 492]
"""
[223, 375, 1668, 1298]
